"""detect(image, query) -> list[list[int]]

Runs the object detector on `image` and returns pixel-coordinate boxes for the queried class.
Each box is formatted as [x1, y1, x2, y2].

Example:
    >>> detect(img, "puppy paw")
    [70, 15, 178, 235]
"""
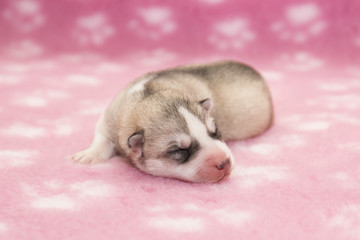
[72, 149, 107, 164]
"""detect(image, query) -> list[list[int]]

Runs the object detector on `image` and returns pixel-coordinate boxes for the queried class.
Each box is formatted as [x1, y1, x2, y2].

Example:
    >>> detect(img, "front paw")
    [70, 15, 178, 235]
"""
[72, 149, 106, 164]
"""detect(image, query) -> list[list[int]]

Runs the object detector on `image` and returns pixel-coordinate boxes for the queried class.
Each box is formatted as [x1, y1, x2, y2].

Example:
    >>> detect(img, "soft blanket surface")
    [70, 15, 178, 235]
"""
[1, 0, 360, 239]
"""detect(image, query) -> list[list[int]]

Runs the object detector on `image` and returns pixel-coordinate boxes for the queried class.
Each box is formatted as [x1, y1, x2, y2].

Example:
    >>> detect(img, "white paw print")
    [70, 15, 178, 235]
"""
[22, 180, 115, 210]
[0, 149, 37, 168]
[355, 36, 360, 47]
[73, 13, 115, 46]
[128, 7, 176, 40]
[307, 94, 360, 111]
[198, 0, 225, 4]
[133, 48, 177, 66]
[0, 222, 7, 232]
[271, 3, 326, 43]
[209, 18, 255, 50]
[3, 0, 44, 32]
[277, 52, 324, 72]
[231, 165, 289, 188]
[329, 204, 360, 238]
[4, 40, 43, 58]
[12, 88, 69, 108]
[147, 203, 253, 231]
[0, 122, 46, 139]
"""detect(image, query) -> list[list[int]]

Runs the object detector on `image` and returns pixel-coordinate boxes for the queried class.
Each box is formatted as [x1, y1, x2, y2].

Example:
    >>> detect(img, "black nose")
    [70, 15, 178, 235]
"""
[216, 159, 230, 170]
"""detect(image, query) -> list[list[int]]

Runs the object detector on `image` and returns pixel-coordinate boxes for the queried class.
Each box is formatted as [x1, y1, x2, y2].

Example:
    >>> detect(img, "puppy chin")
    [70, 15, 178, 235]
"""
[163, 172, 232, 184]
[193, 167, 233, 183]
[140, 159, 233, 183]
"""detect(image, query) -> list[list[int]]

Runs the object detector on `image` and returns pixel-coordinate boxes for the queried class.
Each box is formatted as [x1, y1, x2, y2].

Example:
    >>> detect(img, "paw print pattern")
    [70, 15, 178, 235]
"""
[128, 7, 176, 40]
[73, 13, 115, 46]
[132, 48, 177, 66]
[271, 3, 327, 43]
[198, 0, 225, 5]
[4, 40, 43, 58]
[0, 1, 359, 239]
[355, 36, 360, 47]
[277, 52, 324, 71]
[3, 0, 44, 32]
[329, 205, 360, 239]
[0, 150, 37, 168]
[208, 18, 255, 50]
[22, 180, 115, 210]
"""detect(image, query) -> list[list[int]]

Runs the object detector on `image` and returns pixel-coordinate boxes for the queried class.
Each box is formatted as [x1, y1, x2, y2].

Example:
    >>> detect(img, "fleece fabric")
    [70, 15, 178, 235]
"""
[0, 0, 359, 239]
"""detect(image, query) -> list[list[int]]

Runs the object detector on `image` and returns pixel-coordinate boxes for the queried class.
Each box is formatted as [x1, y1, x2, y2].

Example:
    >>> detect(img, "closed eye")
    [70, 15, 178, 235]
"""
[167, 148, 190, 163]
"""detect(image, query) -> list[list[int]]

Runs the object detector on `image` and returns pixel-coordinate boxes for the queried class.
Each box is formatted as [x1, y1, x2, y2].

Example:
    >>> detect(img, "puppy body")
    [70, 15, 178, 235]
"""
[73, 60, 273, 183]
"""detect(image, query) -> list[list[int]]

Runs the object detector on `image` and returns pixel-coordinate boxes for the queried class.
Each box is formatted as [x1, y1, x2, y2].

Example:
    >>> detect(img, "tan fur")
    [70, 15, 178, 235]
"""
[73, 60, 273, 182]
[106, 60, 273, 145]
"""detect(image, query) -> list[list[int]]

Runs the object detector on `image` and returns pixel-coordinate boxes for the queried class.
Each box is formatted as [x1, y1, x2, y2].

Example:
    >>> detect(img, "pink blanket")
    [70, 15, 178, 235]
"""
[1, 0, 360, 239]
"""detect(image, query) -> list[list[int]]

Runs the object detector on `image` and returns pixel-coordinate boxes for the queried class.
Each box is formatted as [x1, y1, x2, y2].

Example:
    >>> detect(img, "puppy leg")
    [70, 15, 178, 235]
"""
[72, 114, 115, 164]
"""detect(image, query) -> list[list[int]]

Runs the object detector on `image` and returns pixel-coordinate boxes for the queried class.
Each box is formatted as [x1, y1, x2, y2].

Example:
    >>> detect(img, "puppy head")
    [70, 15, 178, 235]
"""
[127, 93, 234, 183]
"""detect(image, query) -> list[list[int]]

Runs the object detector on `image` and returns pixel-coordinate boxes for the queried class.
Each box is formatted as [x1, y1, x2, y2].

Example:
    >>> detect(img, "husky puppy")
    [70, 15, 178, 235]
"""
[72, 60, 273, 183]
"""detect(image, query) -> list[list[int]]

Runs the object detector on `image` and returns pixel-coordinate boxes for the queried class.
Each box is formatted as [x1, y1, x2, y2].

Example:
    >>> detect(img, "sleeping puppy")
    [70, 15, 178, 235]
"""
[72, 60, 273, 183]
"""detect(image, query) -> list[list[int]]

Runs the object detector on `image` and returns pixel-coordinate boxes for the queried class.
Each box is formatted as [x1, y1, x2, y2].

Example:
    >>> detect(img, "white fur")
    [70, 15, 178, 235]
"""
[72, 114, 115, 164]
[178, 107, 212, 147]
[178, 106, 234, 165]
[128, 75, 153, 95]
[72, 61, 271, 183]
[144, 139, 232, 182]
[179, 107, 232, 161]
[215, 140, 235, 167]
[144, 151, 205, 182]
[135, 107, 217, 180]
[140, 107, 232, 182]
[142, 106, 233, 182]
[175, 134, 192, 149]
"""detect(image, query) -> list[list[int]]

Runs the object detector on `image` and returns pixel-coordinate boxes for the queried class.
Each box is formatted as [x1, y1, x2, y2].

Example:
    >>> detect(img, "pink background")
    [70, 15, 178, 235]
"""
[1, 0, 360, 239]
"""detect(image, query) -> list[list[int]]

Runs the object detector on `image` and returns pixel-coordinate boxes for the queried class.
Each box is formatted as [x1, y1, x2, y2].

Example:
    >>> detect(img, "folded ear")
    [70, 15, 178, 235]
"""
[199, 98, 213, 112]
[127, 131, 144, 160]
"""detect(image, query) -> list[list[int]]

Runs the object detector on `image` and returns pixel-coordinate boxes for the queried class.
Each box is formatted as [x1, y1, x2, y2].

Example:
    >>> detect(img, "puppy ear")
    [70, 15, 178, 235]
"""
[127, 131, 144, 160]
[199, 98, 213, 112]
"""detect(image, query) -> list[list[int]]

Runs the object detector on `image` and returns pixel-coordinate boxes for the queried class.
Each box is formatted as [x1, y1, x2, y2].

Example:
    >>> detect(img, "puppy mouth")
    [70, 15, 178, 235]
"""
[192, 161, 233, 183]
[196, 170, 232, 184]
[216, 171, 231, 183]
